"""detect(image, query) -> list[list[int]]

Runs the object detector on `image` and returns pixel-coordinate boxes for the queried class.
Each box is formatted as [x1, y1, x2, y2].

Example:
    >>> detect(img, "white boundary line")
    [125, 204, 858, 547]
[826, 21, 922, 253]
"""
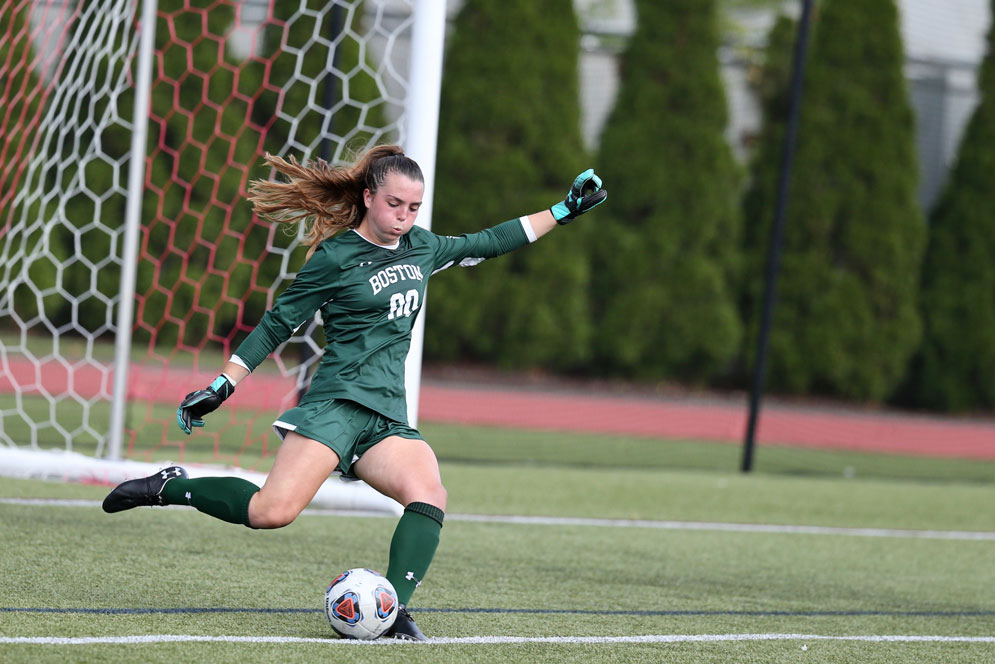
[444, 513, 995, 541]
[0, 633, 993, 646]
[3, 498, 994, 541]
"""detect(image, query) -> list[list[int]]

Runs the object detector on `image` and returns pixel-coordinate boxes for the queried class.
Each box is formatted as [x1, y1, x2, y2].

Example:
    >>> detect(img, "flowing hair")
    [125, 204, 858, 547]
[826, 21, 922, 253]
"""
[247, 144, 423, 259]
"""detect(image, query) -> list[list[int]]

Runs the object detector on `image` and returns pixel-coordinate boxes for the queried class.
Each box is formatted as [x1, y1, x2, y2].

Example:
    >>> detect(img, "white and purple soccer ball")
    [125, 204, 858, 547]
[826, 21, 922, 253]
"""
[324, 568, 398, 639]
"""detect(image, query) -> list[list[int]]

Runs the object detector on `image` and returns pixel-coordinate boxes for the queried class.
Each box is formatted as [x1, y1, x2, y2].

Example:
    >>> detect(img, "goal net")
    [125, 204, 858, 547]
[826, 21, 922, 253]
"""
[0, 0, 440, 512]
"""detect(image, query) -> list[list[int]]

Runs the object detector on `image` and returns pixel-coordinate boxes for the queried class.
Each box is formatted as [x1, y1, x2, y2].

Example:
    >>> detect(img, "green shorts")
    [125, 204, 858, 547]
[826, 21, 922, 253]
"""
[272, 399, 423, 478]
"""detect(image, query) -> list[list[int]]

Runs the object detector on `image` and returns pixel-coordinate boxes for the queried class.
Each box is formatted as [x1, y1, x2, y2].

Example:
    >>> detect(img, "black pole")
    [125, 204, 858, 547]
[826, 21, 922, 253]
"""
[742, 0, 814, 472]
[298, 3, 347, 405]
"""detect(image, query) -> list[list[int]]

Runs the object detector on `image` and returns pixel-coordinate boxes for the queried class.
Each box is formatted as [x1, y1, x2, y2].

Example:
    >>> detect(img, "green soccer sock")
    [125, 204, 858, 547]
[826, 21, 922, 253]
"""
[161, 476, 260, 528]
[386, 502, 444, 606]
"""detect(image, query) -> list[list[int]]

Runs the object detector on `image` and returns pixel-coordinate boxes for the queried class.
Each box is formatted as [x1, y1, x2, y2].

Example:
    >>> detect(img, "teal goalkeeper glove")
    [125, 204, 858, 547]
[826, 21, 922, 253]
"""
[176, 374, 235, 434]
[550, 168, 608, 224]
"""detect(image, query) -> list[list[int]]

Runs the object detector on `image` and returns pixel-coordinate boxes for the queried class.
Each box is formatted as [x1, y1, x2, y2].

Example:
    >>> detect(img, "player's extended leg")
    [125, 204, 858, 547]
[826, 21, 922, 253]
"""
[102, 432, 339, 530]
[353, 436, 446, 641]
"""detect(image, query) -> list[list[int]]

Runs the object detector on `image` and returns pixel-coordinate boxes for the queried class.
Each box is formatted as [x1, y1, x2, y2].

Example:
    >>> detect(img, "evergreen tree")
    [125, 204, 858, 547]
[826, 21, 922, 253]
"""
[0, 2, 42, 217]
[741, 0, 925, 401]
[739, 13, 797, 373]
[2, 5, 132, 335]
[228, 1, 387, 345]
[2, 1, 389, 346]
[593, 0, 743, 382]
[909, 4, 995, 411]
[137, 1, 385, 348]
[425, 0, 591, 370]
[137, 0, 258, 347]
[257, 1, 387, 159]
[0, 2, 58, 328]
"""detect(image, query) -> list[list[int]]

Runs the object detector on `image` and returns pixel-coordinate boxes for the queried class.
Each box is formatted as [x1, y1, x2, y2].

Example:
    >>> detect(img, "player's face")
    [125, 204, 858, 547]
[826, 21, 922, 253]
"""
[359, 172, 424, 246]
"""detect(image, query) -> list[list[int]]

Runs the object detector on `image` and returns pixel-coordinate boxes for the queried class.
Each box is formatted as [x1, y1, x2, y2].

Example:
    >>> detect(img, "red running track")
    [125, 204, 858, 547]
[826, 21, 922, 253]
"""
[1, 359, 993, 459]
[418, 383, 995, 459]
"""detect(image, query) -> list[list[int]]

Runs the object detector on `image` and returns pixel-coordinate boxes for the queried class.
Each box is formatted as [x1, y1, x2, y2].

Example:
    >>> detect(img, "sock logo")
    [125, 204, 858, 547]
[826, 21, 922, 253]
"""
[404, 571, 422, 587]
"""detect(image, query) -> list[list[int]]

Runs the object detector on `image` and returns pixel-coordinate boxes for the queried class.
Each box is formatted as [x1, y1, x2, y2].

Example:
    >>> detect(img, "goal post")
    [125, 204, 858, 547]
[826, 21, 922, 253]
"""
[108, 0, 158, 463]
[402, 0, 447, 428]
[0, 0, 445, 513]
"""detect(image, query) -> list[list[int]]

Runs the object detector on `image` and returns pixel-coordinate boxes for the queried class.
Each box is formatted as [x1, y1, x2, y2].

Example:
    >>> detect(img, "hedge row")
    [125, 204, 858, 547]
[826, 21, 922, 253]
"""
[427, 0, 993, 412]
[740, 0, 925, 403]
[6, 0, 992, 411]
[907, 2, 995, 411]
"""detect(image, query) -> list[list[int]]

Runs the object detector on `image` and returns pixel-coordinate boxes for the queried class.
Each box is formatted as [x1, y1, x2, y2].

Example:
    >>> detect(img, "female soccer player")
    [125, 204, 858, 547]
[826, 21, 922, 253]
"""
[102, 144, 607, 640]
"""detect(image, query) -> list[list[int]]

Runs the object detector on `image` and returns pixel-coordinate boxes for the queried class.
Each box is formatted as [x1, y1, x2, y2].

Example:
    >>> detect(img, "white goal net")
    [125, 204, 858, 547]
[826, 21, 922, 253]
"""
[0, 0, 444, 512]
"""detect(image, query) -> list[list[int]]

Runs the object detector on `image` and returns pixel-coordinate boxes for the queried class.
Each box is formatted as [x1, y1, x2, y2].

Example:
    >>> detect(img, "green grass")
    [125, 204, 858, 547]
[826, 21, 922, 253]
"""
[1, 449, 993, 663]
[424, 422, 995, 484]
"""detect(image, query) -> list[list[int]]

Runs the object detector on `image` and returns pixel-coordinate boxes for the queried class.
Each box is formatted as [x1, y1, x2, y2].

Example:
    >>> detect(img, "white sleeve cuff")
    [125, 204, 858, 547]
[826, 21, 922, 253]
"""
[229, 354, 250, 372]
[519, 215, 537, 243]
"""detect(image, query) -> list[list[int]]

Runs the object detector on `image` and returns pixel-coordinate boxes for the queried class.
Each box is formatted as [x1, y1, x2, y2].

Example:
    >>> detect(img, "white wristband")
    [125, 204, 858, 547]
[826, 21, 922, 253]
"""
[519, 215, 538, 243]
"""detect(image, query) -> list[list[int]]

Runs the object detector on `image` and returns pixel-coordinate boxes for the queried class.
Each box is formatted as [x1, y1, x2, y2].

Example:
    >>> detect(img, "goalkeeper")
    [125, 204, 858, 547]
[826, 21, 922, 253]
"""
[102, 144, 606, 640]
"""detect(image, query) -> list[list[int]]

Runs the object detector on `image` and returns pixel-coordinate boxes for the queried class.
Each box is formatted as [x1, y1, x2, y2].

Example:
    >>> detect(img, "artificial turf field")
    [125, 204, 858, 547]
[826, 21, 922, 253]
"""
[1, 423, 993, 663]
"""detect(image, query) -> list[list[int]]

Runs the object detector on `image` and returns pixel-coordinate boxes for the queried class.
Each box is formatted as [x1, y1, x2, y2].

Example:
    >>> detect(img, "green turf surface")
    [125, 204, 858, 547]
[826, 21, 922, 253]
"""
[1, 454, 992, 663]
[424, 422, 995, 484]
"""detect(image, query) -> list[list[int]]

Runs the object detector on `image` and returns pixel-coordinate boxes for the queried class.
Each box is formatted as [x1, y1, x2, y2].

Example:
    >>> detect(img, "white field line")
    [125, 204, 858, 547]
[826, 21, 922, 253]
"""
[0, 633, 993, 646]
[444, 513, 995, 541]
[3, 497, 994, 541]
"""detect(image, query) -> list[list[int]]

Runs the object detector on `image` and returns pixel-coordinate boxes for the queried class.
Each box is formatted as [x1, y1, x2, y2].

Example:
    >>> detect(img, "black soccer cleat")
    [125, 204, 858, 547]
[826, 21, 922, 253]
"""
[383, 604, 427, 641]
[102, 466, 188, 513]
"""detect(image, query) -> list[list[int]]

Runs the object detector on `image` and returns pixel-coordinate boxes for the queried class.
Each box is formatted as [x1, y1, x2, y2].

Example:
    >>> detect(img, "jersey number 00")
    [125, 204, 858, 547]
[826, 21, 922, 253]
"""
[388, 289, 420, 320]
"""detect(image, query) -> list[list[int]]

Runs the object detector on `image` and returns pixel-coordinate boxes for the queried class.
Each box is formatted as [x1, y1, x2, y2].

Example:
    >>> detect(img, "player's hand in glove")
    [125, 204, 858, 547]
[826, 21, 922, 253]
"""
[550, 168, 608, 224]
[176, 374, 235, 434]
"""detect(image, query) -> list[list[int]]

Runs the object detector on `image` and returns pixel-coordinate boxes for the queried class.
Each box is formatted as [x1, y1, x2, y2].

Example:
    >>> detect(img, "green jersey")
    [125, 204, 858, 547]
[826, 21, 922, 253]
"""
[232, 217, 534, 423]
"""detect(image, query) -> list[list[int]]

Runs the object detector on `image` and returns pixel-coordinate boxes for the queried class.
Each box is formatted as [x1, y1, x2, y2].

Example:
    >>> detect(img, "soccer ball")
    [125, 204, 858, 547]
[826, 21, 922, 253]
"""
[324, 568, 398, 640]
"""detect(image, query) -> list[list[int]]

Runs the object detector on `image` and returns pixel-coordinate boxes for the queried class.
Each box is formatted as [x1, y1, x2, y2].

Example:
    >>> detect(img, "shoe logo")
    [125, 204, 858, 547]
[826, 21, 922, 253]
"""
[160, 468, 182, 480]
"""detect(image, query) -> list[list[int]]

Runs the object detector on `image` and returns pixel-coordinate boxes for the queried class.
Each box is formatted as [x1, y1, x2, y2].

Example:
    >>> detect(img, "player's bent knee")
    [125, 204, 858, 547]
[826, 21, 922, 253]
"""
[410, 483, 447, 512]
[251, 509, 297, 529]
[248, 498, 302, 529]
